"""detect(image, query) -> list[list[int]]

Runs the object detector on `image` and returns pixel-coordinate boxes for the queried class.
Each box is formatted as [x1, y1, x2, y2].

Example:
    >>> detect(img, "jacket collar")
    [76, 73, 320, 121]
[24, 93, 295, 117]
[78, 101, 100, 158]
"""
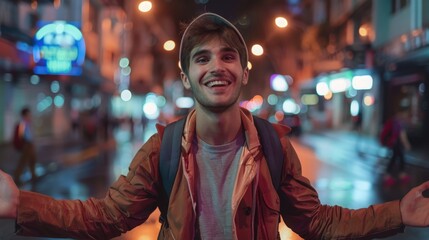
[179, 107, 290, 156]
[156, 107, 291, 157]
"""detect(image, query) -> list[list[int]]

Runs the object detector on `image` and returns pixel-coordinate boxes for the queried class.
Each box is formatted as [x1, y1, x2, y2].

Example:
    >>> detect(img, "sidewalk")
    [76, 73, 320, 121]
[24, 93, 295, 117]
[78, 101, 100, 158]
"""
[303, 129, 429, 169]
[0, 134, 115, 185]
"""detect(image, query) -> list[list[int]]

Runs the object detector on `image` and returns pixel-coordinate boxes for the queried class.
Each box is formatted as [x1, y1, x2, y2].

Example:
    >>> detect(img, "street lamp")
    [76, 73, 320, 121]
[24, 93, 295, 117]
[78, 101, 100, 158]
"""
[275, 17, 288, 29]
[138, 0, 152, 13]
[163, 40, 175, 51]
[251, 44, 264, 56]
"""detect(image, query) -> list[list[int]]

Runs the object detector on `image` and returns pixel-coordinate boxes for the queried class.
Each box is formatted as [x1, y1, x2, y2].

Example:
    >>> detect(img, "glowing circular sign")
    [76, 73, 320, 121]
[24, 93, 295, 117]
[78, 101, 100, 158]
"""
[33, 21, 86, 75]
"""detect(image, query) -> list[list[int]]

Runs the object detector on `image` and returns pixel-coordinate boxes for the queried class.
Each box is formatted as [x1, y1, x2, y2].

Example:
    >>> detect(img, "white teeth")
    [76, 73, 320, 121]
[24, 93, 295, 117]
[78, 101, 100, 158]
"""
[206, 80, 228, 87]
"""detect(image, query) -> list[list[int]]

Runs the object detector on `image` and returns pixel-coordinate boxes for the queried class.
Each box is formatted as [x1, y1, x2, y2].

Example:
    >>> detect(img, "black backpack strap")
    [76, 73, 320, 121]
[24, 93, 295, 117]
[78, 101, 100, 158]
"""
[159, 117, 187, 226]
[252, 115, 284, 191]
[159, 117, 187, 198]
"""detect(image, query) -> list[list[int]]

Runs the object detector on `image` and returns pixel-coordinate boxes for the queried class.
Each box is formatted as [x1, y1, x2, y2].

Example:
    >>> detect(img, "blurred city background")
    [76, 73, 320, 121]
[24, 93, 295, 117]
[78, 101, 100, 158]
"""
[0, 0, 429, 239]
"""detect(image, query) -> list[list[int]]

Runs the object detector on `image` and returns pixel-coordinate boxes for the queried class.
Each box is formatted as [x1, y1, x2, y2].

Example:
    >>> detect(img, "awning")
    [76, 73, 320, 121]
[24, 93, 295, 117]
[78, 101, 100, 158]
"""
[0, 38, 32, 71]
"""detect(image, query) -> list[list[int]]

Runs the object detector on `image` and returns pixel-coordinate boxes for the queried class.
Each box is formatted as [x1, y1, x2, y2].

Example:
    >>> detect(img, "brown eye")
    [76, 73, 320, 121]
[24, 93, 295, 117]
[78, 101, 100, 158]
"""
[223, 52, 238, 62]
[195, 56, 209, 64]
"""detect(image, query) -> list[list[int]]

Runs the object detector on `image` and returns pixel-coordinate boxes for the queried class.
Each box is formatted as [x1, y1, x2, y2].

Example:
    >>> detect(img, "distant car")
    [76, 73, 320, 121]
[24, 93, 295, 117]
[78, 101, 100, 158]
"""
[282, 114, 302, 137]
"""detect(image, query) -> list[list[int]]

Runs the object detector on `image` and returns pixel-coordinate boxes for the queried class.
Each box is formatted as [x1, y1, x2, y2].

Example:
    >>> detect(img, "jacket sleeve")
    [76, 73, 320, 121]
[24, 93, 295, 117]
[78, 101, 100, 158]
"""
[16, 134, 163, 239]
[278, 137, 405, 240]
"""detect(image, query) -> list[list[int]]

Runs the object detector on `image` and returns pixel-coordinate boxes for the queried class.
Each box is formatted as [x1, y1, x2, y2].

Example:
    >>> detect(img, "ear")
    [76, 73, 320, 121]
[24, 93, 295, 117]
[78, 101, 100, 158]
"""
[241, 67, 249, 85]
[180, 72, 191, 90]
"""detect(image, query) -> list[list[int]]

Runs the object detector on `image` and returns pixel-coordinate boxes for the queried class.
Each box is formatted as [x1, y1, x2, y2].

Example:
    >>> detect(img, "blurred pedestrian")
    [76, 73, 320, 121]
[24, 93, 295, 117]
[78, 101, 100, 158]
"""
[0, 12, 429, 240]
[128, 116, 135, 140]
[70, 109, 80, 139]
[141, 113, 148, 134]
[13, 107, 37, 186]
[380, 107, 412, 185]
[353, 110, 362, 132]
[82, 109, 98, 144]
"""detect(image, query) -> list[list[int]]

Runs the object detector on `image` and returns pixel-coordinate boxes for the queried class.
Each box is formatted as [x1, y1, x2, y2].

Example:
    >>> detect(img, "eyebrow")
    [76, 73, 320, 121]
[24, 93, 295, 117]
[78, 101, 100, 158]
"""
[191, 46, 239, 60]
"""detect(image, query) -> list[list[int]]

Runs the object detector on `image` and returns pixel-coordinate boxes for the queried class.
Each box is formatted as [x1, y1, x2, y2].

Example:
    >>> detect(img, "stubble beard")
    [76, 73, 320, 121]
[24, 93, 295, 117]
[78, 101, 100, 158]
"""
[190, 84, 241, 114]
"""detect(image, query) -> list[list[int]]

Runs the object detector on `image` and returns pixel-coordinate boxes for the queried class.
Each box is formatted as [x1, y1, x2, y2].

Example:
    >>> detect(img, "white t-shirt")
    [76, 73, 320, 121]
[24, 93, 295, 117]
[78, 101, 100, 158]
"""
[194, 133, 244, 240]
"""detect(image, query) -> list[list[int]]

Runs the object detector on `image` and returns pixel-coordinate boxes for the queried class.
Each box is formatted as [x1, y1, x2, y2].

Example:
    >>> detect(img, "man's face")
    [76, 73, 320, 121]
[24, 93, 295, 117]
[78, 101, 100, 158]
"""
[181, 38, 249, 112]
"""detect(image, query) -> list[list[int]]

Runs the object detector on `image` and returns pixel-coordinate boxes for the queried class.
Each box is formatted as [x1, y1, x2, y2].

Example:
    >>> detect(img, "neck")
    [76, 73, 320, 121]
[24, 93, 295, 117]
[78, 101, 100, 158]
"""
[195, 106, 242, 145]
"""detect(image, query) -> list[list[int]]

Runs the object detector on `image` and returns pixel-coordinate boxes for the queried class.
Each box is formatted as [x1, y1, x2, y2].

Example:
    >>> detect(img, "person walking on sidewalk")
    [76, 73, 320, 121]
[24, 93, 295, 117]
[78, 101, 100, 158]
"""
[1, 12, 429, 240]
[13, 107, 37, 186]
[380, 106, 412, 185]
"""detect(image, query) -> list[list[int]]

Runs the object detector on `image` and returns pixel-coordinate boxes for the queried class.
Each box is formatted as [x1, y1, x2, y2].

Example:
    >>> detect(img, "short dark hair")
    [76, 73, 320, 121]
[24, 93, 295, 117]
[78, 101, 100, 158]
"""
[179, 13, 248, 75]
[21, 107, 30, 117]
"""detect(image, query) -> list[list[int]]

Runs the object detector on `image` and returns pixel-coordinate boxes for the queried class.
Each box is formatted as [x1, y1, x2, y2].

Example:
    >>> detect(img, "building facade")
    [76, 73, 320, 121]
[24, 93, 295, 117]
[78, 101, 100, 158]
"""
[0, 0, 125, 144]
[373, 0, 429, 147]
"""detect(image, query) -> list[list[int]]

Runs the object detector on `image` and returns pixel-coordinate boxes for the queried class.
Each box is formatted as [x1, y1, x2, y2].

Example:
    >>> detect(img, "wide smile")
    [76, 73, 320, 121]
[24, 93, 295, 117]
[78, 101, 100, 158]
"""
[204, 79, 231, 88]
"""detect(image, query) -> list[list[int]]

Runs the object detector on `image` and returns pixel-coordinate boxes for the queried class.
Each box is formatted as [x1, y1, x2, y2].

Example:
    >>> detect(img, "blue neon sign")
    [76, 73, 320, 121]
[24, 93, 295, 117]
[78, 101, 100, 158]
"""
[33, 21, 86, 75]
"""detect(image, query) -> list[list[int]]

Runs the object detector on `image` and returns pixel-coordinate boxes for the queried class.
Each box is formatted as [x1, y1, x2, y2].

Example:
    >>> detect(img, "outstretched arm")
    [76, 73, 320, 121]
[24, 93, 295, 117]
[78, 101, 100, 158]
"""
[400, 181, 429, 227]
[0, 170, 19, 219]
[12, 134, 162, 239]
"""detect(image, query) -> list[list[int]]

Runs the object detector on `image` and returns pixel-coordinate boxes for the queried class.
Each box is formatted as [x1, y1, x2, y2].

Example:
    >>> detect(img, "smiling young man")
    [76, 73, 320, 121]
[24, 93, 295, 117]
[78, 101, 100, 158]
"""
[0, 12, 429, 240]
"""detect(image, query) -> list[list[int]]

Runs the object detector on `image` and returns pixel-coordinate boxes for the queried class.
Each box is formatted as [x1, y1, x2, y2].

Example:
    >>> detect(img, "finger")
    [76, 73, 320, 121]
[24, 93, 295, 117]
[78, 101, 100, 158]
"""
[0, 171, 12, 181]
[416, 181, 429, 193]
[0, 169, 10, 177]
[418, 181, 429, 198]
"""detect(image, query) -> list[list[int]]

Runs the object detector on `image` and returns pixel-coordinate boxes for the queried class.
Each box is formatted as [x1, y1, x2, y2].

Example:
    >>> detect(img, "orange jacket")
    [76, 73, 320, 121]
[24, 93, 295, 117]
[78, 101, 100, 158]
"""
[17, 108, 404, 239]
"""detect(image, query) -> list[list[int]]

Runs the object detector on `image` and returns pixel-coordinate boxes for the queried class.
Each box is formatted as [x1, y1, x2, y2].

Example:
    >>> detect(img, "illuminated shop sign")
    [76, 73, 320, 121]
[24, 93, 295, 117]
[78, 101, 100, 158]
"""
[315, 70, 374, 96]
[33, 21, 86, 75]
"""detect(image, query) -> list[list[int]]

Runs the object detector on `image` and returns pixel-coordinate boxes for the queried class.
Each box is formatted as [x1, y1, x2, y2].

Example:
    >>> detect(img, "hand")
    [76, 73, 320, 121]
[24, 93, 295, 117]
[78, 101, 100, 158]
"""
[400, 181, 429, 227]
[0, 170, 19, 219]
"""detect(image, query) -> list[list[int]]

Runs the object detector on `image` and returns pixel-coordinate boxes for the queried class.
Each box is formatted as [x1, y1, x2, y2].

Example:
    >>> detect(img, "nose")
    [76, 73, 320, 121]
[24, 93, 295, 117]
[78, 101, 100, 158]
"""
[209, 57, 226, 74]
